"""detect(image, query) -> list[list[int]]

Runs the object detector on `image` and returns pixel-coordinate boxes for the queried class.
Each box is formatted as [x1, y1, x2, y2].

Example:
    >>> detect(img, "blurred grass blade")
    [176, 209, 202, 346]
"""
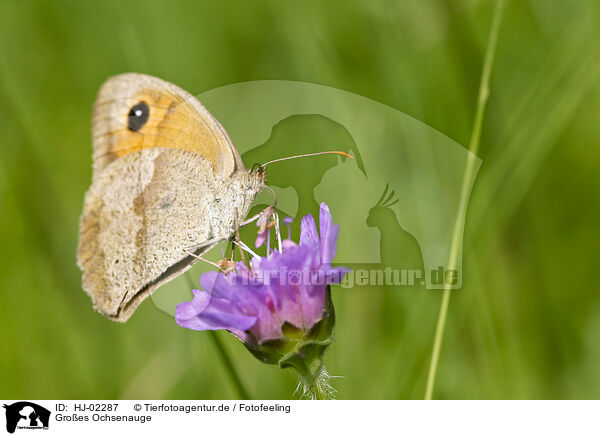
[424, 0, 507, 400]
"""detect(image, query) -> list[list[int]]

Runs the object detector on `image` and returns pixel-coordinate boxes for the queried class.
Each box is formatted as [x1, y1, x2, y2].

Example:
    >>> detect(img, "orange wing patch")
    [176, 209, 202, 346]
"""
[107, 89, 221, 172]
[91, 73, 240, 178]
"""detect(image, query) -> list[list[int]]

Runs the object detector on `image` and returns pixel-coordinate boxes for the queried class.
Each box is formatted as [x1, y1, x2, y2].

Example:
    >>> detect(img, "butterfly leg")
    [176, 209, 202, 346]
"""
[182, 237, 232, 270]
[233, 208, 246, 265]
[182, 247, 222, 269]
[240, 210, 263, 227]
[214, 209, 246, 273]
[239, 185, 278, 228]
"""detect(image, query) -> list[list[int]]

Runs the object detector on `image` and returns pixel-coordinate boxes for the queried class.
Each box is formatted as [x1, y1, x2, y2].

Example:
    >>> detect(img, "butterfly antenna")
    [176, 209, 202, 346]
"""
[260, 151, 354, 168]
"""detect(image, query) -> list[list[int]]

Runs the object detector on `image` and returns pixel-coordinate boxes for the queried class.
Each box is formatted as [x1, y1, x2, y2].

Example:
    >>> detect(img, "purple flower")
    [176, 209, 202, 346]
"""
[176, 203, 348, 348]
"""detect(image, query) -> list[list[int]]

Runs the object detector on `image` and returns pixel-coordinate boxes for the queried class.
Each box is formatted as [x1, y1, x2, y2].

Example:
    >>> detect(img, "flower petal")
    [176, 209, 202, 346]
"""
[300, 213, 320, 259]
[255, 230, 268, 248]
[319, 202, 339, 264]
[175, 290, 258, 332]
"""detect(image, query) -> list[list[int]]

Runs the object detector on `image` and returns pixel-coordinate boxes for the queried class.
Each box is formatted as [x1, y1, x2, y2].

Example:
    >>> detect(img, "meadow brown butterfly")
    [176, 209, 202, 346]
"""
[77, 73, 265, 322]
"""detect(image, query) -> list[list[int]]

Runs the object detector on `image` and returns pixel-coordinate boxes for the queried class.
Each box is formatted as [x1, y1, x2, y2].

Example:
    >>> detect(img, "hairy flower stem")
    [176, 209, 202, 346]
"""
[424, 0, 507, 400]
[296, 367, 336, 400]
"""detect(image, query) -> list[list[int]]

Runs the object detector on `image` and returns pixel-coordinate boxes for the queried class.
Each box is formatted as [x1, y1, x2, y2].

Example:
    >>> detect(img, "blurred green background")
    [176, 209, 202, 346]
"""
[1, 0, 600, 399]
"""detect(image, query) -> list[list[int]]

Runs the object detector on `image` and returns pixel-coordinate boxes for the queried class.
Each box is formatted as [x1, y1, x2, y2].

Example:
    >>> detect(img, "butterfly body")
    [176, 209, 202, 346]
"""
[77, 73, 264, 322]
